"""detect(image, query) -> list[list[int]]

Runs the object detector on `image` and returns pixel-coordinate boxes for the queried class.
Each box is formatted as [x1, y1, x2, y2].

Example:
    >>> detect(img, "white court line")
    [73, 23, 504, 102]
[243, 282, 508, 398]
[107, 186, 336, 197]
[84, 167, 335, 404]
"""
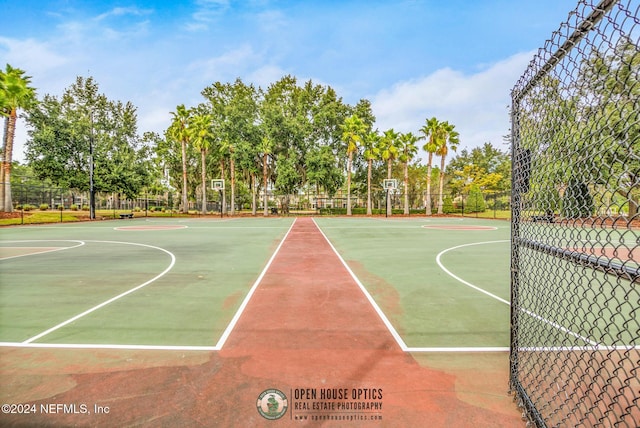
[21, 241, 176, 344]
[436, 241, 511, 306]
[407, 347, 510, 353]
[0, 222, 296, 351]
[518, 345, 639, 352]
[0, 240, 85, 261]
[312, 218, 410, 351]
[314, 223, 510, 353]
[437, 240, 599, 347]
[0, 342, 218, 351]
[213, 218, 297, 349]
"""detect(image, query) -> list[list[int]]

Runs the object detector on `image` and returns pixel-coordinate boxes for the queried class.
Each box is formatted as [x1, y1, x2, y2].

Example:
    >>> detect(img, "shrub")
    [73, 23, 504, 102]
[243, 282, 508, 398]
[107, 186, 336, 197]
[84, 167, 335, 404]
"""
[70, 204, 79, 211]
[442, 196, 456, 214]
[465, 185, 486, 213]
[39, 204, 49, 211]
[562, 179, 594, 219]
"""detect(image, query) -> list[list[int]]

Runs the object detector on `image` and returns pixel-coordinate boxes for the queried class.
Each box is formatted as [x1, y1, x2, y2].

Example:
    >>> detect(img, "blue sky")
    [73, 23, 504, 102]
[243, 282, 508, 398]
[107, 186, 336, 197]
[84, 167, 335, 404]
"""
[1, 0, 578, 162]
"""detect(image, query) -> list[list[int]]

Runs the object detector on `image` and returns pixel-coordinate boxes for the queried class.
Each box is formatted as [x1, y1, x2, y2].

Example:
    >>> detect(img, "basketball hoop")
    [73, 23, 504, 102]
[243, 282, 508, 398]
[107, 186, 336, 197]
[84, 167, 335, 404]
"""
[383, 179, 398, 191]
[211, 179, 224, 191]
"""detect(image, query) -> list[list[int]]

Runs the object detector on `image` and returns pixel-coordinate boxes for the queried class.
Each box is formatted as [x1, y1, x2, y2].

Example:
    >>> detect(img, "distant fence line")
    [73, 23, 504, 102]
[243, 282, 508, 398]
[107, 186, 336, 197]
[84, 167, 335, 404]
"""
[3, 181, 513, 218]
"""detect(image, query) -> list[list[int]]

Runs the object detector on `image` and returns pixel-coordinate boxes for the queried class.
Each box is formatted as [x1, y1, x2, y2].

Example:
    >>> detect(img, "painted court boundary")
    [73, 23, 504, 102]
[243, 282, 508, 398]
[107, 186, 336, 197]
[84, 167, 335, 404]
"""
[312, 219, 509, 353]
[1, 240, 177, 348]
[3, 220, 635, 354]
[0, 221, 296, 352]
[1, 218, 509, 353]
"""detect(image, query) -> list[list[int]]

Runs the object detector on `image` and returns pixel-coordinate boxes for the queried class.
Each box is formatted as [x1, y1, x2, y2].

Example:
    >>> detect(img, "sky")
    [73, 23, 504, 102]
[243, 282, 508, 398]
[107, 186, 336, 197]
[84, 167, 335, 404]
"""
[1, 0, 579, 163]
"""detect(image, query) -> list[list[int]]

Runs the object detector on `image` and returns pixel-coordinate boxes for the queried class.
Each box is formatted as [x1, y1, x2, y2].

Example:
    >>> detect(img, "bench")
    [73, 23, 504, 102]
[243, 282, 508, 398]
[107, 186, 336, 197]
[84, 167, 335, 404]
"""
[119, 213, 134, 219]
[531, 214, 555, 223]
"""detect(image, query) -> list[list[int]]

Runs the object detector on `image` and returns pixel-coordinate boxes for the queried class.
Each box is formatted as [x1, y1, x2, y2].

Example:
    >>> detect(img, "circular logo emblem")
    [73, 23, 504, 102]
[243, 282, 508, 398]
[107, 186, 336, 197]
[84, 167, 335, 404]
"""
[257, 389, 288, 420]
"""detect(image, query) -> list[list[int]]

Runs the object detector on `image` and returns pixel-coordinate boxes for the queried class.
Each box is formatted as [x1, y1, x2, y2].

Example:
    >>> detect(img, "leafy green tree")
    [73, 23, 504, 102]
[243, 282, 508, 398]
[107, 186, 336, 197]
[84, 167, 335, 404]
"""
[26, 77, 150, 207]
[444, 196, 456, 213]
[274, 150, 301, 213]
[577, 38, 639, 218]
[306, 145, 343, 198]
[0, 64, 37, 211]
[447, 143, 511, 193]
[228, 80, 261, 214]
[562, 179, 594, 219]
[466, 184, 486, 213]
[259, 76, 302, 213]
[202, 79, 261, 215]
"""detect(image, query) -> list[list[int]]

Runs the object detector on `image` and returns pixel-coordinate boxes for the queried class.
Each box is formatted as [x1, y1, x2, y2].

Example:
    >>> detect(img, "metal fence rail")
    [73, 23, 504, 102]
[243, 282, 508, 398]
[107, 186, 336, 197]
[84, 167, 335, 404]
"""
[510, 1, 639, 426]
[4, 180, 512, 218]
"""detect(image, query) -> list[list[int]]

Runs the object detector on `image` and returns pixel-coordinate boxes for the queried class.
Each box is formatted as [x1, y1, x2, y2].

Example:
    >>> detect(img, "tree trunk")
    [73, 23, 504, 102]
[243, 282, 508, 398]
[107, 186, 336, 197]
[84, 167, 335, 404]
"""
[386, 159, 392, 217]
[181, 140, 188, 213]
[437, 154, 446, 214]
[2, 110, 17, 212]
[366, 159, 372, 216]
[346, 152, 352, 216]
[263, 153, 268, 217]
[200, 149, 207, 215]
[617, 186, 638, 219]
[403, 162, 409, 215]
[230, 152, 235, 216]
[219, 159, 226, 215]
[0, 117, 7, 211]
[425, 152, 433, 216]
[251, 173, 257, 216]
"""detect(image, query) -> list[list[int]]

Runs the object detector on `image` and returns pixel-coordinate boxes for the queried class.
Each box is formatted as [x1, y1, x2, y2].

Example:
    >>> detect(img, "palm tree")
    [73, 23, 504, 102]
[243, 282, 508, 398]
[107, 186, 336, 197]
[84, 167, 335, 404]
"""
[0, 65, 37, 212]
[169, 104, 191, 213]
[436, 121, 460, 214]
[189, 113, 214, 215]
[363, 131, 380, 216]
[419, 117, 441, 216]
[399, 132, 419, 215]
[340, 115, 366, 216]
[380, 129, 399, 216]
[259, 136, 273, 216]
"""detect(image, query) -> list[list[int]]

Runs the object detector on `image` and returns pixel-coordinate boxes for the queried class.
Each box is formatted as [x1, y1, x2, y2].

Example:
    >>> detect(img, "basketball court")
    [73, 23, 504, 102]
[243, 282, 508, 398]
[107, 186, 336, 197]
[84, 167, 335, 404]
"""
[0, 216, 524, 426]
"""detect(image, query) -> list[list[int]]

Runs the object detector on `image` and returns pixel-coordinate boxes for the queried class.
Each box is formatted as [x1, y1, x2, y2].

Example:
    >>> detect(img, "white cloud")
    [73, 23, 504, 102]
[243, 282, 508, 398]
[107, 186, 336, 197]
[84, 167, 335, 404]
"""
[0, 37, 68, 75]
[255, 10, 287, 33]
[186, 0, 230, 32]
[247, 64, 288, 88]
[188, 44, 257, 82]
[94, 7, 153, 22]
[371, 51, 536, 156]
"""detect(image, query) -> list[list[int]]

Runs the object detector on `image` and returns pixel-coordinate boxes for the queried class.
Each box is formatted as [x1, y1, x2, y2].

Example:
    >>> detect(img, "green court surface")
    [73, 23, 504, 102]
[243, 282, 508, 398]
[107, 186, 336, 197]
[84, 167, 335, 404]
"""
[0, 216, 512, 349]
[314, 217, 512, 348]
[0, 218, 295, 346]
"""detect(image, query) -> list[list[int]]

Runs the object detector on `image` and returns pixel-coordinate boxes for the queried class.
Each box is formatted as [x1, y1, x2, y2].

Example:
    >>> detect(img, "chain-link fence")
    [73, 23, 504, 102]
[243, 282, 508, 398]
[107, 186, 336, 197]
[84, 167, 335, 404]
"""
[510, 0, 639, 426]
[5, 181, 174, 215]
[3, 180, 511, 219]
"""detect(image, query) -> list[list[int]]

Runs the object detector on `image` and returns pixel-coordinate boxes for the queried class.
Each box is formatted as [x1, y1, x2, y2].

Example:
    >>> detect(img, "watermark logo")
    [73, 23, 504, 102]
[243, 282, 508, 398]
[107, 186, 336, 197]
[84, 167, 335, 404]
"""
[257, 389, 288, 420]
